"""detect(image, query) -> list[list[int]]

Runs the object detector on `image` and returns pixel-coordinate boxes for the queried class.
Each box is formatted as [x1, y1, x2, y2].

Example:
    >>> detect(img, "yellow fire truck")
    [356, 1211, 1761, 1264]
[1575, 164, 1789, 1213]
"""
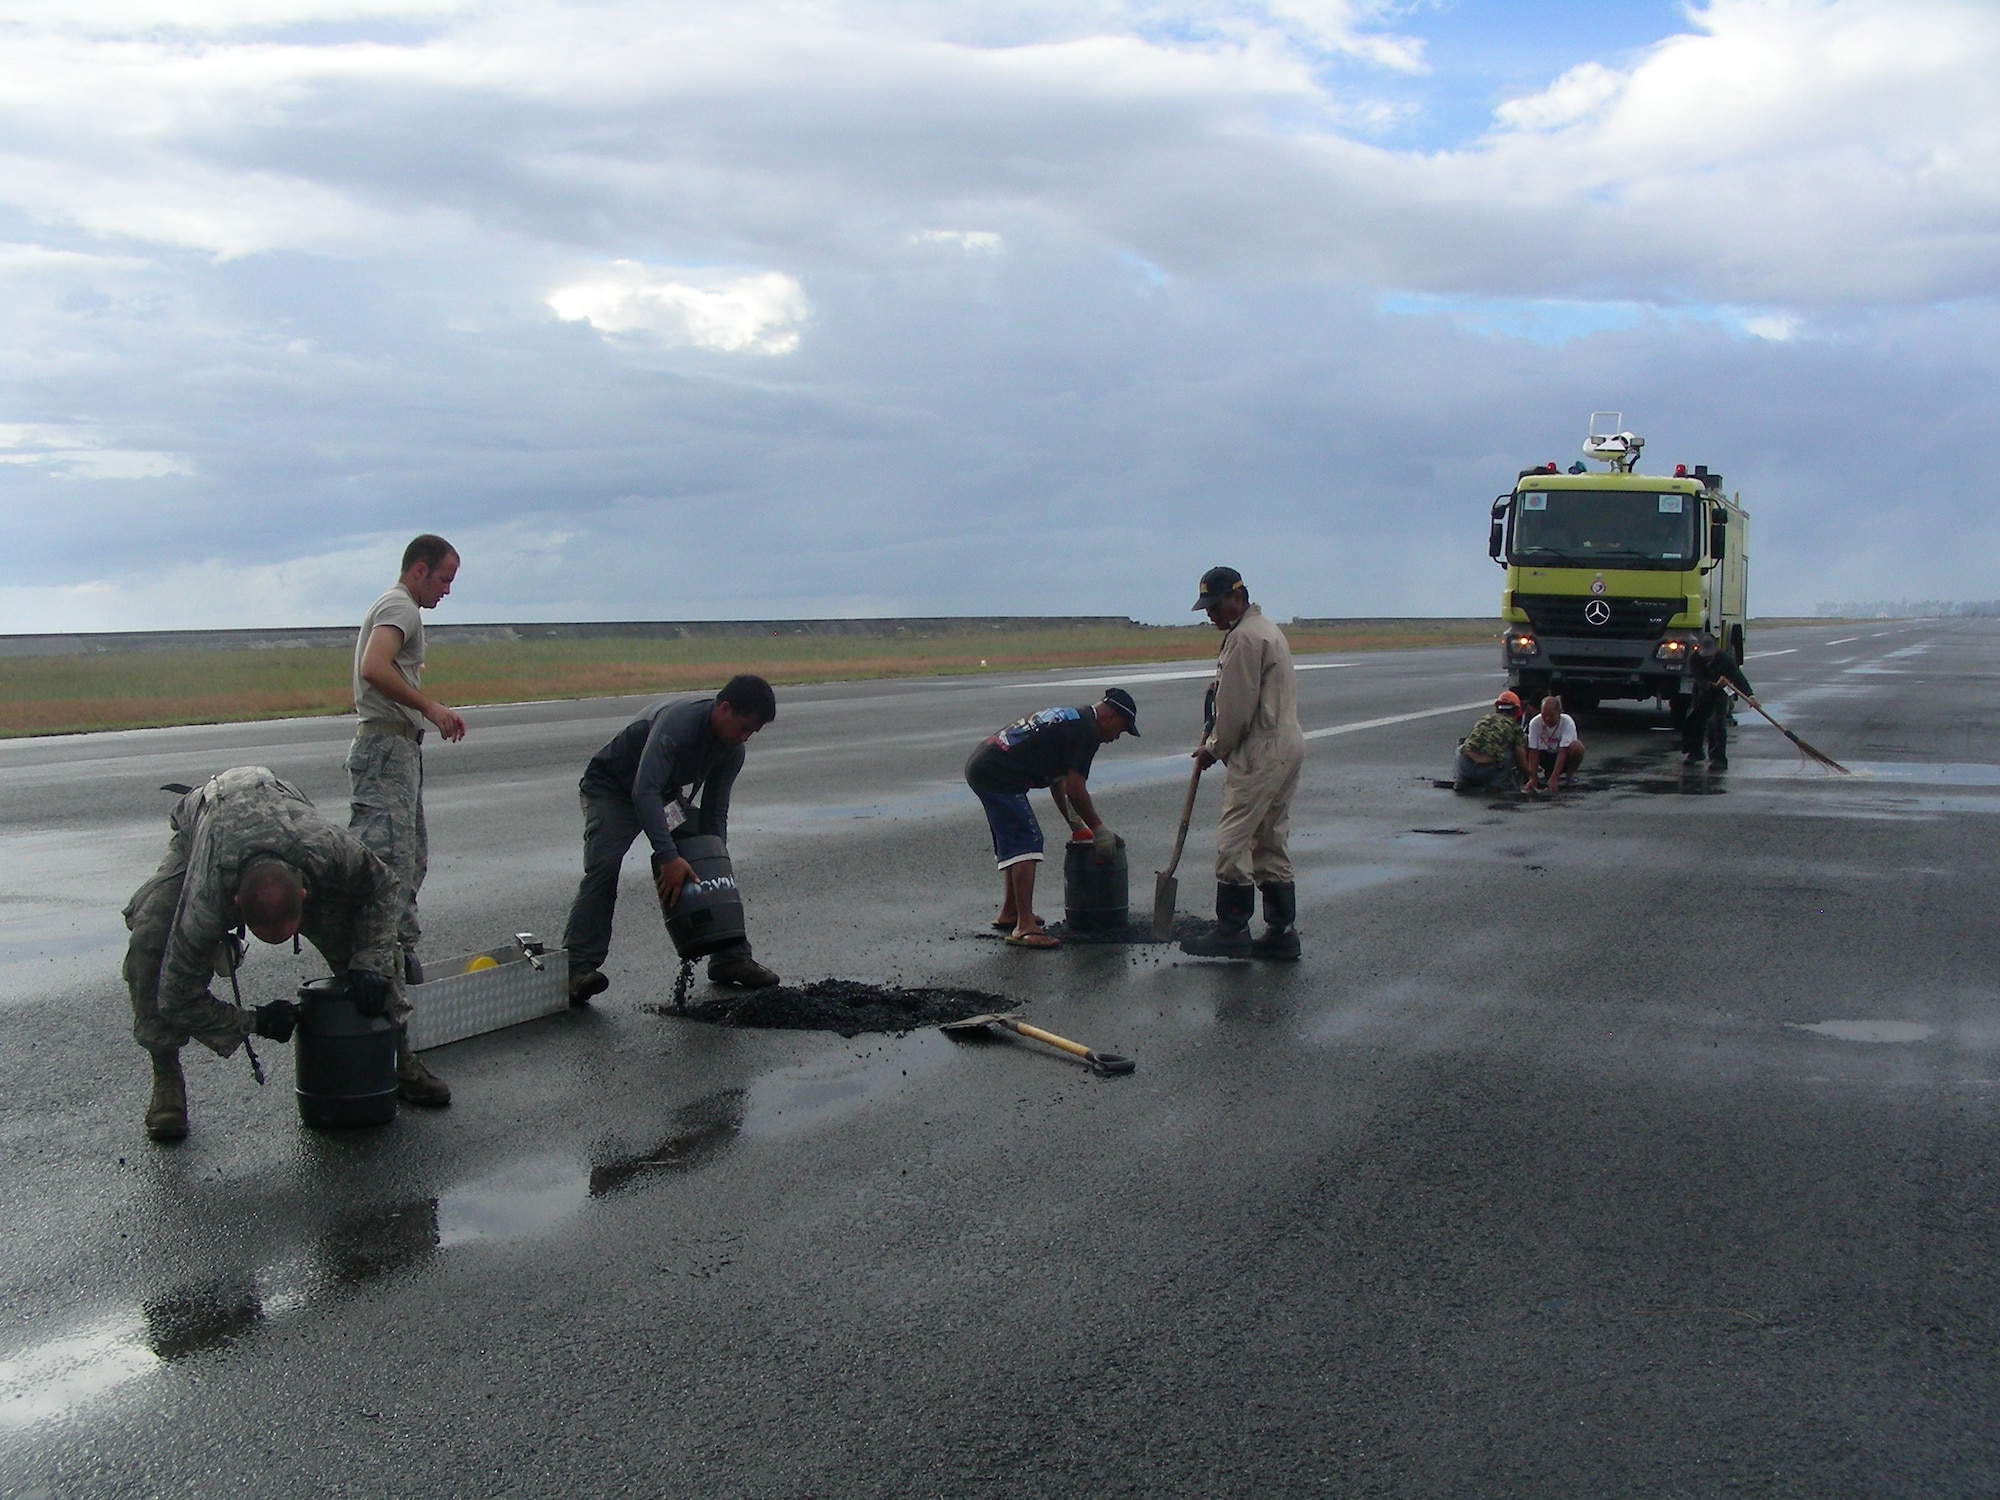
[1489, 413, 1748, 721]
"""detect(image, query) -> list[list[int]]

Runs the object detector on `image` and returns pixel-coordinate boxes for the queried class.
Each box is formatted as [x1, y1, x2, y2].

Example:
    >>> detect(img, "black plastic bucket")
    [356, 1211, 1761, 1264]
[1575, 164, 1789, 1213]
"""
[1064, 839, 1129, 933]
[294, 976, 397, 1130]
[661, 835, 748, 958]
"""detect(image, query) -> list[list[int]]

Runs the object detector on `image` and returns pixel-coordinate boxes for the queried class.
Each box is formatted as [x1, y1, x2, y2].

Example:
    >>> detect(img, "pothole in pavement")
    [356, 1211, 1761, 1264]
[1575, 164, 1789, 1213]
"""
[651, 979, 1008, 1037]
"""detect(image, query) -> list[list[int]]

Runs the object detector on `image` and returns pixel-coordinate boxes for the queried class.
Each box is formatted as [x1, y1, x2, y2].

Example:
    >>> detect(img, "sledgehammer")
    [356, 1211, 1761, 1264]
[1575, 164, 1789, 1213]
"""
[941, 1011, 1136, 1076]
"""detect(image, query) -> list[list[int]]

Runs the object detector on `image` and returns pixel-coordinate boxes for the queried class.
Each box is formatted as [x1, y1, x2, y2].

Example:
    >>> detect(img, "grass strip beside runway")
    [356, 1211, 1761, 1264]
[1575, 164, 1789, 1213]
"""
[0, 619, 1497, 737]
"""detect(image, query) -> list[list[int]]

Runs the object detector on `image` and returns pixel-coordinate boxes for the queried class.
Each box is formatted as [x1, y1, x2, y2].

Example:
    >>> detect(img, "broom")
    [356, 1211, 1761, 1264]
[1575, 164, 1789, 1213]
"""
[1725, 686, 1850, 774]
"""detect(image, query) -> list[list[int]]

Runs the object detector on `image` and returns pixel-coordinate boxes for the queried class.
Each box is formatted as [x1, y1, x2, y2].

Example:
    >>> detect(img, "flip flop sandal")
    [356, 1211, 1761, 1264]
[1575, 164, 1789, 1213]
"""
[1004, 931, 1060, 949]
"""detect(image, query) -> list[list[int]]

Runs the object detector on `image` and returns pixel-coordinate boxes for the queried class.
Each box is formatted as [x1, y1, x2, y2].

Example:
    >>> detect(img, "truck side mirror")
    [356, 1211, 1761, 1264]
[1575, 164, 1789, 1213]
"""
[1489, 496, 1510, 563]
[1708, 508, 1727, 559]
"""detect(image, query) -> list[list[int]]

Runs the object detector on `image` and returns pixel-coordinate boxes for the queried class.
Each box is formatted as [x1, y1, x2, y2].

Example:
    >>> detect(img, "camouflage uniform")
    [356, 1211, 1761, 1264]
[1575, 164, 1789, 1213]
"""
[122, 767, 405, 1057]
[345, 729, 426, 955]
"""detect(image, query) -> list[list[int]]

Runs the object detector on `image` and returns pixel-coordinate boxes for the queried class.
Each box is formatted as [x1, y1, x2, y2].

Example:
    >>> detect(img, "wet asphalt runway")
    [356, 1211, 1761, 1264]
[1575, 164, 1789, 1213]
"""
[2, 621, 1996, 1498]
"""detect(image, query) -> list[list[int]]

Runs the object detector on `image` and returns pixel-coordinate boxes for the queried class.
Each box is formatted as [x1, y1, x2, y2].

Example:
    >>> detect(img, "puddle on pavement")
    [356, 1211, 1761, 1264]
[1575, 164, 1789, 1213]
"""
[437, 1160, 588, 1250]
[141, 1271, 263, 1362]
[741, 1030, 959, 1138]
[0, 1092, 747, 1431]
[590, 1089, 746, 1196]
[1788, 1020, 1935, 1044]
[318, 1196, 442, 1282]
[657, 978, 1006, 1036]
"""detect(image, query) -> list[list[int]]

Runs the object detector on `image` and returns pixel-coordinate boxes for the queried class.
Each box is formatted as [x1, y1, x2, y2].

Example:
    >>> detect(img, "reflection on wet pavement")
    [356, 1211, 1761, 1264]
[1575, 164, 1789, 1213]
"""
[590, 1089, 746, 1196]
[142, 1269, 263, 1361]
[320, 1196, 441, 1282]
[1789, 1020, 1936, 1044]
[438, 1160, 586, 1248]
[0, 1093, 746, 1432]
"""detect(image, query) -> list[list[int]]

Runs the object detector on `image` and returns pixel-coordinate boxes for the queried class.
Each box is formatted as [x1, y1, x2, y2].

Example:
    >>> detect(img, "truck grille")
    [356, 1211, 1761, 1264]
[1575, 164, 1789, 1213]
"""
[1516, 593, 1681, 641]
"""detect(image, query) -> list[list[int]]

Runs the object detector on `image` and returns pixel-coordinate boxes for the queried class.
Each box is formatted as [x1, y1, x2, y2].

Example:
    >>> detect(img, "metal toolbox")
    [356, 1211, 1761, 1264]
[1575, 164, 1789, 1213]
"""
[404, 934, 568, 1052]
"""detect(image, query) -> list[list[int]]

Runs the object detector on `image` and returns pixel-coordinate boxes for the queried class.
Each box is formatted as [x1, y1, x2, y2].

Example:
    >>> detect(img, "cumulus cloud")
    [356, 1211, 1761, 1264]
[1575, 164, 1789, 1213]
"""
[914, 230, 1005, 255]
[0, 0, 1992, 627]
[0, 425, 193, 481]
[547, 264, 808, 353]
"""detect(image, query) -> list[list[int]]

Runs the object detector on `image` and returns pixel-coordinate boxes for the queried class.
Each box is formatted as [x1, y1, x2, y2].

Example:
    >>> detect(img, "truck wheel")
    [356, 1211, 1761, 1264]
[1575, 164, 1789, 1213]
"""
[1669, 693, 1691, 727]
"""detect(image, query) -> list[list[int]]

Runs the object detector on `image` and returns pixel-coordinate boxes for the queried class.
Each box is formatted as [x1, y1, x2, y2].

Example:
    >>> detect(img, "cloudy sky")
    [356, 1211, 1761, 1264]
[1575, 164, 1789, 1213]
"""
[0, 0, 1994, 629]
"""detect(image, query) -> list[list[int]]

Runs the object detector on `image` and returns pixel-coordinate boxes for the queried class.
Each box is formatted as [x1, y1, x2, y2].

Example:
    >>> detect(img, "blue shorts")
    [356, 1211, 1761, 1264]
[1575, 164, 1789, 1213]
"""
[972, 787, 1045, 869]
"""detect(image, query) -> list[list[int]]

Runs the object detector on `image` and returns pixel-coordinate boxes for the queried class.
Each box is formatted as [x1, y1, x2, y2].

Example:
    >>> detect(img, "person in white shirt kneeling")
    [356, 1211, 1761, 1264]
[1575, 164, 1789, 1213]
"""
[1528, 696, 1586, 790]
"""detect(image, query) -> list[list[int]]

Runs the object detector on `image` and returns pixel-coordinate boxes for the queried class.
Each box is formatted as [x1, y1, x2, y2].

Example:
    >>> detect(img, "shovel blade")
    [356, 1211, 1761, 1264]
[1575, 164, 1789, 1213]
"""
[1151, 872, 1178, 941]
[940, 1010, 1020, 1035]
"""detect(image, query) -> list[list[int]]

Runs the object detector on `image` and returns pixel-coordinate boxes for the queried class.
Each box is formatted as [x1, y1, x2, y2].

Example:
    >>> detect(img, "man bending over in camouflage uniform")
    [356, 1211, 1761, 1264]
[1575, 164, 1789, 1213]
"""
[122, 766, 448, 1143]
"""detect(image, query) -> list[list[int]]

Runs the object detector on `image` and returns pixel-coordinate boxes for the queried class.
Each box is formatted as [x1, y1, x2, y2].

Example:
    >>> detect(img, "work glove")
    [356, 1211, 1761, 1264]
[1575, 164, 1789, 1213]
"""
[1092, 825, 1123, 865]
[345, 970, 397, 1018]
[252, 1000, 298, 1044]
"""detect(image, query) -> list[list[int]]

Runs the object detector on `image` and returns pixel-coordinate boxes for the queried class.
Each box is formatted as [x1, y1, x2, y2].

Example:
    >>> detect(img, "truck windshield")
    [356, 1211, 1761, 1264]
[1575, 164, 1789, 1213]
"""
[1510, 490, 1697, 571]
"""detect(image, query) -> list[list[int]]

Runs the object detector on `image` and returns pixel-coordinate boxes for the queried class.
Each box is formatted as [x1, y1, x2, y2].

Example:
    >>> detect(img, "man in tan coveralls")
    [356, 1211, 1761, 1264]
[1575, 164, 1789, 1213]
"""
[1180, 566, 1305, 961]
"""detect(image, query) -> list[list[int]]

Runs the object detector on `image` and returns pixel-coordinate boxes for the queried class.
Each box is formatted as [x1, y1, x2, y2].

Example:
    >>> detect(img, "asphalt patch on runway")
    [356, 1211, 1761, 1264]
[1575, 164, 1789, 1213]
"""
[656, 979, 1009, 1037]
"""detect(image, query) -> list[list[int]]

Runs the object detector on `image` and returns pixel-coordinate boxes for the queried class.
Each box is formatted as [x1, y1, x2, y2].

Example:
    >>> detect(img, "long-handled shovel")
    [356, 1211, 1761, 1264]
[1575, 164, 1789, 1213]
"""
[1728, 688, 1850, 774]
[941, 1011, 1136, 1076]
[1152, 761, 1205, 940]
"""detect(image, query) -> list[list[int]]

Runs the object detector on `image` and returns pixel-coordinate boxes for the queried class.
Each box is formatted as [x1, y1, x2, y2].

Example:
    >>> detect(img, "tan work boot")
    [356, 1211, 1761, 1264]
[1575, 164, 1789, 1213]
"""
[395, 1032, 451, 1107]
[145, 1050, 188, 1142]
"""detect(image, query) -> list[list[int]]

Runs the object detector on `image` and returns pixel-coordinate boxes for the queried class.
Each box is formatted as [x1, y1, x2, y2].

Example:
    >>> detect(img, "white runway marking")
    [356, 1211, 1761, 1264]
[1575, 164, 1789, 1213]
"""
[1020, 662, 1356, 690]
[1303, 700, 1494, 742]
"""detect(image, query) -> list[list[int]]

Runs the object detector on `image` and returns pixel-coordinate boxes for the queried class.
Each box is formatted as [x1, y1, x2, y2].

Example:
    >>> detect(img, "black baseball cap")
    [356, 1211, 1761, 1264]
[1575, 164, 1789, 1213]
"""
[1100, 687, 1141, 735]
[1191, 566, 1244, 610]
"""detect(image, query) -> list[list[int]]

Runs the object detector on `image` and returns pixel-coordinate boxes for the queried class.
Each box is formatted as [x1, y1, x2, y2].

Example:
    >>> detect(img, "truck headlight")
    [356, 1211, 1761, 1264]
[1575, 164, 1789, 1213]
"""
[1506, 632, 1539, 659]
[1655, 638, 1690, 662]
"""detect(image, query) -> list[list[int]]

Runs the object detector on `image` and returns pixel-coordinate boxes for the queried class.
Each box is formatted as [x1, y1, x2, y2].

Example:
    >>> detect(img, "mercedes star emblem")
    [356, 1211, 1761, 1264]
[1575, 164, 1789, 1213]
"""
[1584, 599, 1612, 626]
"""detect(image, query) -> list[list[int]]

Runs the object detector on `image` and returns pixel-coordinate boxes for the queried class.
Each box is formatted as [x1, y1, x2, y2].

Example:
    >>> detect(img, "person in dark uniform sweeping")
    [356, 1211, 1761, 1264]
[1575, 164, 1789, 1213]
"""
[1683, 632, 1758, 770]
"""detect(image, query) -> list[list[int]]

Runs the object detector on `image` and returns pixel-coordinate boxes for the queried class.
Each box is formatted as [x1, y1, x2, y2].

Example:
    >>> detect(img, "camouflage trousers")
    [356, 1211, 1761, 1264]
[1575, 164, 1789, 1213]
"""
[347, 729, 426, 955]
[122, 829, 258, 1058]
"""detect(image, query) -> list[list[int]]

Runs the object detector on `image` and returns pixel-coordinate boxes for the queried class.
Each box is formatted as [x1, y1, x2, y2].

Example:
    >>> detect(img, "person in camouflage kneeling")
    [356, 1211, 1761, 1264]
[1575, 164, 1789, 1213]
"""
[1453, 691, 1535, 796]
[122, 766, 448, 1143]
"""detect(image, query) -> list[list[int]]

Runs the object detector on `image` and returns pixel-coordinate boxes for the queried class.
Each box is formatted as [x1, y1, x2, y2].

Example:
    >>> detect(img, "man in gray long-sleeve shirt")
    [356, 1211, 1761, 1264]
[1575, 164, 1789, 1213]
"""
[561, 675, 780, 1003]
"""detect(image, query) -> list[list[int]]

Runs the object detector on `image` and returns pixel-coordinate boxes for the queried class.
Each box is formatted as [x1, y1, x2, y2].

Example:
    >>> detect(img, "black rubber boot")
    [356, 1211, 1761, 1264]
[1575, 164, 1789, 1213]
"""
[145, 1049, 188, 1143]
[568, 968, 609, 1007]
[395, 1028, 451, 1107]
[1181, 883, 1255, 958]
[1250, 882, 1301, 962]
[402, 949, 424, 987]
